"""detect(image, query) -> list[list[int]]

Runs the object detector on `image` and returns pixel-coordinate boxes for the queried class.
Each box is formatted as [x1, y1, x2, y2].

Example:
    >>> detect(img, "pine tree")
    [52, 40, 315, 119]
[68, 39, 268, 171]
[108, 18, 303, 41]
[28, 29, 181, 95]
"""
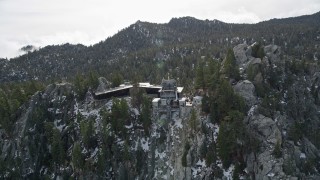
[208, 60, 220, 90]
[130, 83, 145, 110]
[110, 98, 129, 136]
[217, 121, 234, 169]
[97, 148, 107, 176]
[189, 109, 197, 133]
[0, 89, 12, 132]
[217, 80, 234, 118]
[233, 163, 240, 180]
[140, 96, 151, 135]
[181, 142, 190, 167]
[80, 118, 95, 149]
[51, 129, 65, 165]
[273, 140, 282, 158]
[122, 141, 130, 161]
[223, 48, 240, 80]
[205, 143, 217, 166]
[88, 71, 99, 89]
[195, 62, 205, 89]
[72, 142, 84, 170]
[201, 95, 210, 114]
[136, 141, 144, 173]
[111, 73, 123, 87]
[74, 74, 87, 99]
[251, 43, 265, 59]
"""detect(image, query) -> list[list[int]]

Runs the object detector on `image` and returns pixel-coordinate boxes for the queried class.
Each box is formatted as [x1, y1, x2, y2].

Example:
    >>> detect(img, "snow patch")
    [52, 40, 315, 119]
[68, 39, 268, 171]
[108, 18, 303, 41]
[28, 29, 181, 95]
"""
[105, 99, 113, 111]
[125, 123, 133, 129]
[54, 119, 65, 132]
[174, 118, 183, 129]
[155, 149, 166, 159]
[151, 125, 160, 138]
[169, 164, 174, 175]
[267, 172, 275, 177]
[223, 164, 235, 180]
[132, 108, 139, 116]
[141, 137, 149, 151]
[55, 108, 62, 114]
[116, 137, 125, 146]
[82, 148, 88, 154]
[196, 159, 206, 167]
[213, 123, 219, 142]
[248, 105, 257, 116]
[90, 147, 99, 159]
[300, 153, 306, 159]
[79, 109, 100, 119]
[192, 159, 207, 178]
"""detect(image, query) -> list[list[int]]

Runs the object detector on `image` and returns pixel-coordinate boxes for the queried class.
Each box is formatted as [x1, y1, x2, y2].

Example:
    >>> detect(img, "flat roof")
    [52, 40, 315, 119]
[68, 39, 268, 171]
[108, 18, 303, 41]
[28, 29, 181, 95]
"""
[138, 83, 162, 89]
[95, 82, 183, 97]
[139, 82, 151, 87]
[95, 85, 133, 96]
[152, 98, 161, 102]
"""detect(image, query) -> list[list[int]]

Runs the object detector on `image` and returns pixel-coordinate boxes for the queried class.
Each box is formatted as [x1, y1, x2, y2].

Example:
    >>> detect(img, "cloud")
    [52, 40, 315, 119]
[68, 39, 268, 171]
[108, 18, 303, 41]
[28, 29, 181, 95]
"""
[0, 39, 25, 59]
[0, 29, 112, 59]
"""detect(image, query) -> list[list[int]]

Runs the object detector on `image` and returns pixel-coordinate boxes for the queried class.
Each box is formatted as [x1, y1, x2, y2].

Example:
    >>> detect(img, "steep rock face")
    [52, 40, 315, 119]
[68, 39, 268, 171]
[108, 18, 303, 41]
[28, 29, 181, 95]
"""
[245, 112, 285, 179]
[233, 44, 249, 65]
[147, 111, 190, 179]
[232, 42, 320, 179]
[233, 43, 264, 75]
[247, 114, 282, 145]
[150, 108, 219, 180]
[264, 45, 281, 63]
[302, 138, 320, 160]
[0, 83, 75, 178]
[2, 81, 222, 179]
[234, 80, 257, 107]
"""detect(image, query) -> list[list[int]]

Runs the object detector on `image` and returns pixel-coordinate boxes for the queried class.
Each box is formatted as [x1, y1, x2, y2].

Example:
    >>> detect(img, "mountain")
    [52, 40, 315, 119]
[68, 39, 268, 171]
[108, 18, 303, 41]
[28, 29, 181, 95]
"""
[1, 12, 319, 84]
[1, 12, 320, 179]
[1, 42, 320, 179]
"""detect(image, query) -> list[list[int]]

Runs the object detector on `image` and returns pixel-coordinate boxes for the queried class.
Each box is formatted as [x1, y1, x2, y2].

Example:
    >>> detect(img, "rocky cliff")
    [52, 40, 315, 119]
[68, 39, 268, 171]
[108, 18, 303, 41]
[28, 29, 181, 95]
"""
[233, 43, 320, 179]
[1, 43, 320, 179]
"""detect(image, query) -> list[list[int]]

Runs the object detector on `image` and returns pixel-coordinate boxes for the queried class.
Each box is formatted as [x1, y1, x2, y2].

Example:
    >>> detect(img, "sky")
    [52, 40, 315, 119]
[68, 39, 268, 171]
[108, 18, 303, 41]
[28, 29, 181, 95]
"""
[1, 0, 320, 59]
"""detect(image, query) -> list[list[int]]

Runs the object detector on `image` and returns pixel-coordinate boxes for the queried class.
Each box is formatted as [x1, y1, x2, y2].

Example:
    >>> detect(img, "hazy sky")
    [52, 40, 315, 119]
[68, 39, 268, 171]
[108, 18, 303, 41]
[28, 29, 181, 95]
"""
[1, 0, 320, 59]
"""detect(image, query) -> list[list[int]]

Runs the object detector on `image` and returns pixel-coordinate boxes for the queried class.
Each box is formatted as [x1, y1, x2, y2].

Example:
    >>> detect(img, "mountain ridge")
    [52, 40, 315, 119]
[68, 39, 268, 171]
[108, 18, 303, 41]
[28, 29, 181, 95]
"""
[6, 10, 320, 58]
[1, 11, 319, 84]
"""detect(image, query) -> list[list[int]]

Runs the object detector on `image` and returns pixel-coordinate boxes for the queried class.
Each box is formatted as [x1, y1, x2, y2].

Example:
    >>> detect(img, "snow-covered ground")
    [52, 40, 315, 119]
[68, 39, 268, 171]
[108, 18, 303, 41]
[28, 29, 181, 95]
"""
[155, 149, 166, 159]
[223, 164, 235, 180]
[191, 159, 207, 178]
[141, 137, 150, 152]
[173, 118, 183, 129]
[53, 119, 66, 132]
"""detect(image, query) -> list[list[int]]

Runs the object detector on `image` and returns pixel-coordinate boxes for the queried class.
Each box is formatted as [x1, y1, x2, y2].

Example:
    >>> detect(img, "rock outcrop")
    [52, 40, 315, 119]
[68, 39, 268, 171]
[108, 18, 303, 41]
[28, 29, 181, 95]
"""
[232, 42, 320, 179]
[233, 44, 249, 65]
[234, 80, 257, 107]
[244, 112, 289, 179]
[95, 77, 110, 93]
